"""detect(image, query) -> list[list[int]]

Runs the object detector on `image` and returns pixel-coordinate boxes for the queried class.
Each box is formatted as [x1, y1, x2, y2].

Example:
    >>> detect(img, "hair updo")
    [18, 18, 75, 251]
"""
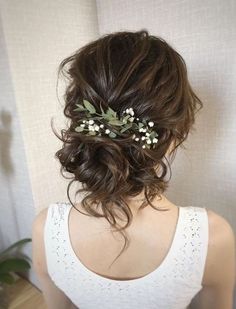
[52, 29, 203, 266]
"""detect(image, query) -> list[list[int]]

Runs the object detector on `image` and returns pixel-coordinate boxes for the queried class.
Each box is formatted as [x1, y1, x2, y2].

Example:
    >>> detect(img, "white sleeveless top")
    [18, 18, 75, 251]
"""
[44, 202, 209, 309]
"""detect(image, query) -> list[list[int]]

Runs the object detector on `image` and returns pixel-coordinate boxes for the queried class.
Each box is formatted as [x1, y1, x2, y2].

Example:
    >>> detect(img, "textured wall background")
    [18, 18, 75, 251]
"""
[0, 0, 99, 287]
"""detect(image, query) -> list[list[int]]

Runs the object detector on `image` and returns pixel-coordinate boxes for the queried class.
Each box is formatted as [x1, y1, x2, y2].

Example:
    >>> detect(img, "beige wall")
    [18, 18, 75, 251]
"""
[0, 0, 99, 287]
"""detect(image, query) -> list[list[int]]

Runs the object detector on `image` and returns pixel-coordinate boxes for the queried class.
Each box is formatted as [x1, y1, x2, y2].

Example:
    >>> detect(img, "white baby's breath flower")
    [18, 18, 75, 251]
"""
[89, 125, 95, 131]
[153, 137, 158, 143]
[99, 124, 104, 128]
[88, 119, 94, 125]
[141, 136, 146, 140]
[130, 110, 134, 116]
[139, 128, 143, 132]
[148, 121, 154, 127]
[82, 120, 86, 123]
[80, 124, 85, 128]
[129, 117, 135, 122]
[136, 117, 139, 121]
[142, 128, 147, 132]
[142, 145, 146, 149]
[135, 137, 140, 141]
[145, 132, 150, 136]
[147, 140, 152, 144]
[105, 129, 110, 134]
[94, 125, 100, 131]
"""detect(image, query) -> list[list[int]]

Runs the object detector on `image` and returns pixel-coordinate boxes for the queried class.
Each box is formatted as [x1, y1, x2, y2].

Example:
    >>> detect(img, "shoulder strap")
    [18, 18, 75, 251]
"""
[178, 206, 209, 287]
[44, 202, 71, 269]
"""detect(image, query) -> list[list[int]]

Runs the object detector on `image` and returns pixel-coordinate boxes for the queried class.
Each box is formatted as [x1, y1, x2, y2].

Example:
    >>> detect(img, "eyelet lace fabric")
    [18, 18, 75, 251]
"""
[44, 203, 208, 309]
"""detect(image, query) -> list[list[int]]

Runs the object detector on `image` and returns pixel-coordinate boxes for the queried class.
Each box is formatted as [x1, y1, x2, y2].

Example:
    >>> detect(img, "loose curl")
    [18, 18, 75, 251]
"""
[51, 29, 203, 267]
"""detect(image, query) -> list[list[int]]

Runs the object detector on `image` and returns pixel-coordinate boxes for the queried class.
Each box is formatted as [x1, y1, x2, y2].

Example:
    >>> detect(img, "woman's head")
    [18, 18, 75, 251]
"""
[52, 29, 202, 264]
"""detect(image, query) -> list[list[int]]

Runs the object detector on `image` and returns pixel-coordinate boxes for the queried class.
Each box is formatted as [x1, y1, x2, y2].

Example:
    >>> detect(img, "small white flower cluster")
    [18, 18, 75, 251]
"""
[80, 119, 111, 134]
[77, 106, 158, 149]
[123, 108, 158, 149]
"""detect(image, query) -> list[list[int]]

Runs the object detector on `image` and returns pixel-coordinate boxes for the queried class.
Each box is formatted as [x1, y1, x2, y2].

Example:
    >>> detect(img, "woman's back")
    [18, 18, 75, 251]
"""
[66, 195, 188, 280]
[44, 195, 209, 309]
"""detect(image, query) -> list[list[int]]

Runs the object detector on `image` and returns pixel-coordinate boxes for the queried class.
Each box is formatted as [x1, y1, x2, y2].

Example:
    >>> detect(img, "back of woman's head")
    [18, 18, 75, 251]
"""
[52, 29, 202, 264]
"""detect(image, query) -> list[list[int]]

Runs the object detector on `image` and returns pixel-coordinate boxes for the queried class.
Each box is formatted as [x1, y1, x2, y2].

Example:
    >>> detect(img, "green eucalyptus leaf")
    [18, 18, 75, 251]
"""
[76, 104, 86, 109]
[88, 131, 96, 135]
[105, 109, 112, 118]
[132, 122, 139, 129]
[120, 123, 133, 133]
[107, 107, 117, 118]
[99, 103, 106, 116]
[122, 115, 130, 124]
[75, 126, 84, 132]
[91, 116, 103, 121]
[0, 258, 31, 274]
[83, 100, 96, 114]
[0, 273, 15, 284]
[149, 131, 156, 138]
[109, 132, 117, 138]
[108, 119, 124, 126]
[138, 122, 144, 128]
[101, 112, 110, 120]
[73, 107, 86, 112]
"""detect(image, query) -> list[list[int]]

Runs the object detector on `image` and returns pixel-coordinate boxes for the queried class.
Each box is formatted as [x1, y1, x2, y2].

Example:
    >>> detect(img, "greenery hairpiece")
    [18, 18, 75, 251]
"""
[73, 99, 159, 149]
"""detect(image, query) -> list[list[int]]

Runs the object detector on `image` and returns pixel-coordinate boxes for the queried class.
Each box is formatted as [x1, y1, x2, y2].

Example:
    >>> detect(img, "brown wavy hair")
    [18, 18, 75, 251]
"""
[51, 29, 203, 267]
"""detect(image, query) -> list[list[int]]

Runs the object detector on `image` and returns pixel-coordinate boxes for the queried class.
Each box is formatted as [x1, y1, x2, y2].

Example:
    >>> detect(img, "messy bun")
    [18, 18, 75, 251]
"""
[51, 29, 203, 266]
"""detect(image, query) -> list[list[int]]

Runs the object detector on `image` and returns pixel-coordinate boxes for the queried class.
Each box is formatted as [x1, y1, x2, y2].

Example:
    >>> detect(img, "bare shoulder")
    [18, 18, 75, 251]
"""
[32, 207, 49, 241]
[190, 209, 236, 308]
[32, 206, 50, 275]
[33, 207, 49, 227]
[202, 208, 235, 288]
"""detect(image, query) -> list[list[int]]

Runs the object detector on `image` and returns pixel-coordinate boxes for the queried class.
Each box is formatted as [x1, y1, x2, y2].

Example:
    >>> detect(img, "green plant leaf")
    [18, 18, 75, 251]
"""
[109, 132, 117, 138]
[90, 116, 103, 121]
[120, 123, 133, 133]
[122, 115, 130, 124]
[0, 258, 31, 274]
[99, 103, 106, 116]
[0, 238, 31, 258]
[73, 107, 86, 112]
[0, 273, 15, 284]
[149, 131, 156, 138]
[73, 103, 87, 112]
[75, 126, 84, 132]
[138, 122, 144, 128]
[88, 131, 96, 135]
[83, 100, 96, 114]
[132, 122, 139, 130]
[108, 119, 124, 126]
[107, 107, 117, 118]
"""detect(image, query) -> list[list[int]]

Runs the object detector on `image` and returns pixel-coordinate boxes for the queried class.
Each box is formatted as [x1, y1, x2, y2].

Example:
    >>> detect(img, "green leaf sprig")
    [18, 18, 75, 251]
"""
[73, 99, 159, 149]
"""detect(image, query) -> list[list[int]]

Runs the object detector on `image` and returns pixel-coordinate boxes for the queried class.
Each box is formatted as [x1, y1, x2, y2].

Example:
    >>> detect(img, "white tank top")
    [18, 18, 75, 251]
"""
[44, 202, 209, 309]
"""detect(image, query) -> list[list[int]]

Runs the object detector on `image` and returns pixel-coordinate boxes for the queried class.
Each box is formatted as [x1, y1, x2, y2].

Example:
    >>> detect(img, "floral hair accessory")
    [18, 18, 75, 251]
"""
[73, 99, 159, 149]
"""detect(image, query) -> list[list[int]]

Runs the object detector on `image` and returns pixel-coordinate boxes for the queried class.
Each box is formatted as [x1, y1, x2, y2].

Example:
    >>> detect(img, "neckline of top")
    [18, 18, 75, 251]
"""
[63, 203, 183, 283]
